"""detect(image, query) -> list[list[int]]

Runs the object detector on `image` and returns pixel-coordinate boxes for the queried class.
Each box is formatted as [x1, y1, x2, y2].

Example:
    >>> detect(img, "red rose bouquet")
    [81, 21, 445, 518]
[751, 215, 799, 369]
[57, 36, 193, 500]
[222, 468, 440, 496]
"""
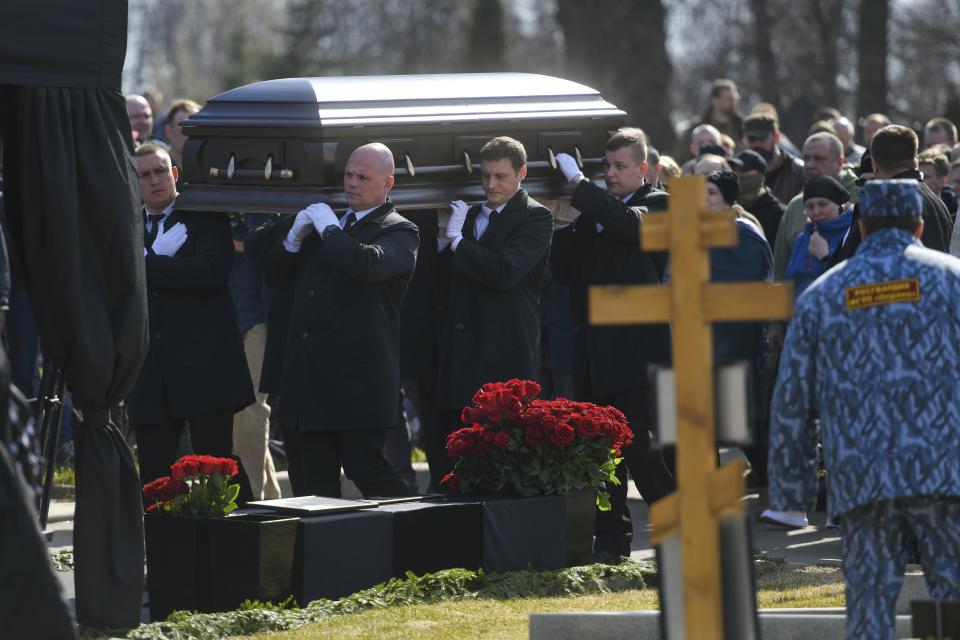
[143, 454, 241, 517]
[442, 379, 633, 510]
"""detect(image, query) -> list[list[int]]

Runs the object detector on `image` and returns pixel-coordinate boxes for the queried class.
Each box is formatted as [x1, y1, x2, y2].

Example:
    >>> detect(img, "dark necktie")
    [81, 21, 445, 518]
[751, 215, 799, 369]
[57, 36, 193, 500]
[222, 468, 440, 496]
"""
[341, 211, 357, 229]
[145, 213, 165, 247]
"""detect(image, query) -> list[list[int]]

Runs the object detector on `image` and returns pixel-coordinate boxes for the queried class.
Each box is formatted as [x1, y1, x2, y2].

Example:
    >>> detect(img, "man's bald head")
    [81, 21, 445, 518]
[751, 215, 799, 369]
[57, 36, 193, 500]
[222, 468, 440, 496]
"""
[126, 94, 153, 142]
[351, 143, 395, 173]
[344, 143, 396, 211]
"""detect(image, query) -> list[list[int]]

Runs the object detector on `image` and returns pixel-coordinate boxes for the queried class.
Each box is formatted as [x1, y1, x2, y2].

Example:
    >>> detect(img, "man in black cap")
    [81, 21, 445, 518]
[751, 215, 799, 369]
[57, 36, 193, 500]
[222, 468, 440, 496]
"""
[731, 149, 786, 243]
[741, 114, 805, 206]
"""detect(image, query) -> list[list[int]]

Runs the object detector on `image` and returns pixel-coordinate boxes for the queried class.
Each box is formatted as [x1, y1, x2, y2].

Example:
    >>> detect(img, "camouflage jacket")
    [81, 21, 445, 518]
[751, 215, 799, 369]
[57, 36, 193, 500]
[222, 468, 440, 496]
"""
[769, 228, 960, 517]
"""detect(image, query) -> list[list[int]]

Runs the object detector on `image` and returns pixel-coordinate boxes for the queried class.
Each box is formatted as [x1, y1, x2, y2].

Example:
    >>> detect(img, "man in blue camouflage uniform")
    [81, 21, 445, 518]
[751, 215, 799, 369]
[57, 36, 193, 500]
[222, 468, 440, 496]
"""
[768, 179, 960, 640]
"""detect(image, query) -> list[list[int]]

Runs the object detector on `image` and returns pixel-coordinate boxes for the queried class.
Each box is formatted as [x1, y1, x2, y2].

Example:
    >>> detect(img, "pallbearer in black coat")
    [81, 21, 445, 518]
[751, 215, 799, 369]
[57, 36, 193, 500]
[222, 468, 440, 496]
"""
[127, 145, 255, 495]
[262, 143, 419, 498]
[433, 137, 554, 474]
[551, 128, 676, 561]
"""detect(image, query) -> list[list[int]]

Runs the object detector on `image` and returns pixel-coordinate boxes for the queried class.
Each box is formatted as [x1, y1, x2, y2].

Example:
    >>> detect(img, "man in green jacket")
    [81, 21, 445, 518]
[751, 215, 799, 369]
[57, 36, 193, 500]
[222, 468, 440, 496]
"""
[772, 132, 860, 280]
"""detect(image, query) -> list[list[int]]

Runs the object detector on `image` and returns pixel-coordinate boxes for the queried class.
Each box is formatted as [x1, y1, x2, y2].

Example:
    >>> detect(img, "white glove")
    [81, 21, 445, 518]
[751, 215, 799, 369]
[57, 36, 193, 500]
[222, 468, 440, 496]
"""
[305, 203, 339, 234]
[285, 208, 315, 251]
[555, 152, 583, 183]
[446, 200, 469, 241]
[151, 222, 188, 257]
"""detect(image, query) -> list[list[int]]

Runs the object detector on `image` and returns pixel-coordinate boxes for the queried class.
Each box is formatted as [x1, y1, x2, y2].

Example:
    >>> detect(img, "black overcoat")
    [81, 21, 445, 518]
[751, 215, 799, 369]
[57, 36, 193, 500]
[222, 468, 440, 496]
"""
[244, 215, 293, 395]
[263, 203, 419, 431]
[127, 210, 254, 423]
[550, 180, 671, 397]
[435, 189, 553, 410]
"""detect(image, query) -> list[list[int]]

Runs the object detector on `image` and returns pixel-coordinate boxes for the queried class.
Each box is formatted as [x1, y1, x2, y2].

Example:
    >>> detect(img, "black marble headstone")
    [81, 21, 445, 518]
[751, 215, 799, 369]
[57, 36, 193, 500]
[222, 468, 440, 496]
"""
[379, 501, 483, 577]
[478, 495, 566, 572]
[294, 509, 393, 604]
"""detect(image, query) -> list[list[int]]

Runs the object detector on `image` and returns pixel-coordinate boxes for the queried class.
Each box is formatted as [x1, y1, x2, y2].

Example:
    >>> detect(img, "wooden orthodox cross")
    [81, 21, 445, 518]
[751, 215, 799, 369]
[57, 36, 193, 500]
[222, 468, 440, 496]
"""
[589, 175, 794, 639]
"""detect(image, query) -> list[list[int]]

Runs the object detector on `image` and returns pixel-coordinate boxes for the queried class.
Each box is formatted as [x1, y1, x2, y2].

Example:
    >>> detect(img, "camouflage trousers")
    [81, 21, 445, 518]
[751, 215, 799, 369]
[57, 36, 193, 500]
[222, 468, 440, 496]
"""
[842, 497, 960, 640]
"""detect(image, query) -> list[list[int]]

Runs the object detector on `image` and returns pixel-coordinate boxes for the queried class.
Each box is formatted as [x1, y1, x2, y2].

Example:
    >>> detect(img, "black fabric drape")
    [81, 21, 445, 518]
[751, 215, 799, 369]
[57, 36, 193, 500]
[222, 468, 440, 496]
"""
[0, 85, 149, 629]
[74, 415, 145, 628]
[0, 86, 148, 406]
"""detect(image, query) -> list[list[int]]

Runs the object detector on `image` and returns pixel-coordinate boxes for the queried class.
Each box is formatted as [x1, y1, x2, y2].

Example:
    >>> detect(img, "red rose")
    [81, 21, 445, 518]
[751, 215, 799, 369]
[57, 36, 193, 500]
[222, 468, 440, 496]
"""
[484, 430, 497, 445]
[461, 406, 484, 425]
[143, 476, 186, 503]
[146, 503, 158, 513]
[493, 431, 511, 447]
[179, 457, 200, 477]
[574, 416, 600, 438]
[198, 456, 217, 475]
[217, 457, 239, 477]
[441, 472, 461, 493]
[170, 463, 186, 481]
[549, 423, 575, 447]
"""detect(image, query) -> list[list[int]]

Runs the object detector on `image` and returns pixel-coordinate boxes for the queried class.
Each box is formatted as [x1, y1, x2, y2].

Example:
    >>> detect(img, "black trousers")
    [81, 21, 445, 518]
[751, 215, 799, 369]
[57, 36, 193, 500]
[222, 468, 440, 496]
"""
[283, 427, 412, 498]
[133, 408, 253, 503]
[584, 380, 675, 557]
[401, 377, 452, 493]
[383, 392, 418, 493]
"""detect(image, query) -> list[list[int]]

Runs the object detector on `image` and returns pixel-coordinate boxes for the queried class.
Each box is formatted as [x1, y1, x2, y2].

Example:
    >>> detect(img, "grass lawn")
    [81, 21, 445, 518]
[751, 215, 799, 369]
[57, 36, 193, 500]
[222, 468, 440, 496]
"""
[237, 563, 845, 640]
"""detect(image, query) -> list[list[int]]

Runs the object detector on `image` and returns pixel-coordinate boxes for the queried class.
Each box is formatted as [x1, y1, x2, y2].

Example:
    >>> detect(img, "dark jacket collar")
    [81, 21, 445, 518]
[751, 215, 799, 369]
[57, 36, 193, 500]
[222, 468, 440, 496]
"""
[464, 189, 530, 244]
[346, 200, 393, 229]
[891, 168, 923, 182]
[625, 182, 661, 207]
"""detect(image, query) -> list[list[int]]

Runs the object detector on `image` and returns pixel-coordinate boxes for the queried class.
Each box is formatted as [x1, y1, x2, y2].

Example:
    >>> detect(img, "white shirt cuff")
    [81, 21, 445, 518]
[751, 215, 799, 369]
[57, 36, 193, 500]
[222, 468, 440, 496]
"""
[451, 235, 463, 251]
[283, 230, 302, 253]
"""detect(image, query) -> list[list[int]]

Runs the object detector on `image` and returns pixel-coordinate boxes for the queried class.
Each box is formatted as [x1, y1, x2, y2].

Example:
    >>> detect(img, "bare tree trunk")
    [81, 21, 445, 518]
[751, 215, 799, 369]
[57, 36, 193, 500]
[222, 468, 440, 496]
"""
[812, 0, 844, 109]
[556, 0, 675, 150]
[466, 0, 506, 72]
[749, 0, 781, 110]
[856, 0, 889, 117]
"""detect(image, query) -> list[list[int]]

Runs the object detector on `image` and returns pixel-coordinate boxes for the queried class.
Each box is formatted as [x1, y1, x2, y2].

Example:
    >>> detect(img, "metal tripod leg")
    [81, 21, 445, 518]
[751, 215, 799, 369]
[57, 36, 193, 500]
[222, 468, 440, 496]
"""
[34, 363, 65, 531]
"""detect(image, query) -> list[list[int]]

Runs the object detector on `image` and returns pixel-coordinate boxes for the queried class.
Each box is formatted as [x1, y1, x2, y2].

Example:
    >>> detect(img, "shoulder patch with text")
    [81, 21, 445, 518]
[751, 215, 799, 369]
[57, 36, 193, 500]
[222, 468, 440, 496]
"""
[845, 279, 920, 311]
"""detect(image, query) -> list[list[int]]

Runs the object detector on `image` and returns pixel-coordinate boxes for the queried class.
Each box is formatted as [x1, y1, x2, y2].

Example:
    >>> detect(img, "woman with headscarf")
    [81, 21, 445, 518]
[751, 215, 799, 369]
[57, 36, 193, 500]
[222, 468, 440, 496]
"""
[785, 176, 852, 297]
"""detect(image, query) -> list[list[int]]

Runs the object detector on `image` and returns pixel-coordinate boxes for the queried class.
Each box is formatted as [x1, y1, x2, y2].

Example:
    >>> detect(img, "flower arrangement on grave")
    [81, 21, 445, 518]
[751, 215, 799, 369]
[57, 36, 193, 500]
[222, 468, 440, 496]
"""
[442, 379, 633, 510]
[142, 454, 241, 517]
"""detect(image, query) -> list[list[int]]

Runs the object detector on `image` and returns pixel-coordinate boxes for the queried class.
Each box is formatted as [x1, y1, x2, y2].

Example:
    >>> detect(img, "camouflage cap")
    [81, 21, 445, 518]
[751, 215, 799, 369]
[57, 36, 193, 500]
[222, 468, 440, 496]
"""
[859, 179, 923, 218]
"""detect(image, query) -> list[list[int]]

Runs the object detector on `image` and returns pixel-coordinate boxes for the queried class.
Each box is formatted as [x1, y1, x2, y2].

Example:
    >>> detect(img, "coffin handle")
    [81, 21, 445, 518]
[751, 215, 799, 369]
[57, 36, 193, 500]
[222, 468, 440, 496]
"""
[547, 147, 557, 171]
[463, 151, 473, 175]
[404, 153, 416, 177]
[264, 155, 273, 181]
[573, 146, 584, 169]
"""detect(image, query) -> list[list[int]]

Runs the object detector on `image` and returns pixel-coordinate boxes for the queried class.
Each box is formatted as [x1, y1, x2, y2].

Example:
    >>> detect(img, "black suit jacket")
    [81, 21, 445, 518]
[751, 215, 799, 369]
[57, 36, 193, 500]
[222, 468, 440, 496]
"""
[127, 209, 255, 424]
[398, 210, 443, 388]
[550, 180, 671, 397]
[435, 189, 553, 410]
[263, 202, 419, 431]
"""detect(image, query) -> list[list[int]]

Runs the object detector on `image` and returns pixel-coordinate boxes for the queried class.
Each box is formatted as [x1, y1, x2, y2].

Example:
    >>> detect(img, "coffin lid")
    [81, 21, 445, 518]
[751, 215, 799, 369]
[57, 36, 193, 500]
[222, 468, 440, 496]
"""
[182, 73, 626, 131]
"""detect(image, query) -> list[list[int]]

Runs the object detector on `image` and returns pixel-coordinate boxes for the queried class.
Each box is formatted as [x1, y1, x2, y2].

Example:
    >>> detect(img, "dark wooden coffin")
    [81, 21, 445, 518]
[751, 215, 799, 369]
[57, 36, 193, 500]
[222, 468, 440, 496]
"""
[177, 73, 627, 214]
